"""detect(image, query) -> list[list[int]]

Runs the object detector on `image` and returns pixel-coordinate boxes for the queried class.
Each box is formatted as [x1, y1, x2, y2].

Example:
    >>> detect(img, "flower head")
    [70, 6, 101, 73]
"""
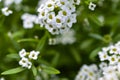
[19, 49, 27, 58]
[88, 2, 96, 11]
[29, 51, 40, 60]
[37, 0, 80, 35]
[1, 7, 13, 16]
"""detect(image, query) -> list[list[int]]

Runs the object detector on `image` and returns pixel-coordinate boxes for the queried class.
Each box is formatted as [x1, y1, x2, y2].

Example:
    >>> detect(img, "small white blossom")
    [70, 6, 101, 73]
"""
[98, 51, 109, 61]
[29, 51, 40, 60]
[109, 45, 120, 54]
[19, 49, 27, 58]
[1, 7, 13, 16]
[88, 2, 96, 11]
[19, 57, 32, 69]
[108, 55, 118, 65]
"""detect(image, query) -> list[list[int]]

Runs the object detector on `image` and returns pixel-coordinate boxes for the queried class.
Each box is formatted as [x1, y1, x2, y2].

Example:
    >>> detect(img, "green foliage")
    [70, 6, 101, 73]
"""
[0, 0, 120, 80]
[1, 67, 25, 75]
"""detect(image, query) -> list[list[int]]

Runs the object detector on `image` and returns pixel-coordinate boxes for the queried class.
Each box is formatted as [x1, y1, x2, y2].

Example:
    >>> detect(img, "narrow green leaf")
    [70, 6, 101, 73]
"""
[32, 65, 37, 76]
[1, 67, 25, 75]
[17, 38, 38, 43]
[51, 53, 60, 67]
[36, 35, 47, 51]
[89, 33, 103, 40]
[89, 15, 103, 26]
[70, 48, 81, 63]
[89, 47, 101, 61]
[6, 54, 19, 59]
[41, 65, 60, 74]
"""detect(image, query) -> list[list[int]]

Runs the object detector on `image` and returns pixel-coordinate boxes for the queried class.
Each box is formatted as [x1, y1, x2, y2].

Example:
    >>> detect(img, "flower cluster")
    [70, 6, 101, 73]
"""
[75, 63, 120, 80]
[19, 49, 40, 69]
[98, 41, 120, 65]
[37, 0, 80, 35]
[1, 7, 13, 16]
[99, 62, 119, 80]
[21, 13, 39, 29]
[75, 64, 99, 80]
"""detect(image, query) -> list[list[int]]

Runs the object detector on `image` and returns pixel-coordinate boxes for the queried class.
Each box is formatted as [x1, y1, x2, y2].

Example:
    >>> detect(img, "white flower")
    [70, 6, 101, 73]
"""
[0, 77, 5, 80]
[56, 29, 76, 45]
[0, 0, 2, 2]
[14, 0, 22, 4]
[99, 62, 107, 70]
[29, 51, 40, 60]
[4, 0, 14, 6]
[46, 12, 55, 23]
[21, 13, 39, 29]
[108, 55, 118, 65]
[4, 0, 22, 6]
[19, 57, 32, 69]
[88, 2, 96, 11]
[109, 45, 120, 54]
[23, 20, 34, 29]
[1, 7, 13, 16]
[45, 0, 55, 11]
[19, 49, 27, 58]
[98, 51, 109, 61]
[72, 0, 81, 5]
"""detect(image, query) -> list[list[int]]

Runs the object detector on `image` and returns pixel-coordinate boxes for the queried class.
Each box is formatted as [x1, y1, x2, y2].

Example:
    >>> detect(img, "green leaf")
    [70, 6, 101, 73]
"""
[89, 47, 101, 61]
[51, 53, 60, 67]
[36, 35, 47, 51]
[70, 48, 81, 63]
[88, 15, 103, 26]
[6, 54, 19, 59]
[41, 65, 60, 74]
[17, 38, 38, 43]
[32, 65, 37, 76]
[1, 67, 25, 75]
[89, 33, 103, 40]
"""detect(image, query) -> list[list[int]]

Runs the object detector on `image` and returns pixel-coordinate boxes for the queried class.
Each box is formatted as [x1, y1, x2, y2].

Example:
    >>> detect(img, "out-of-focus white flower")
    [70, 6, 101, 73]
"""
[23, 20, 34, 29]
[0, 77, 5, 80]
[19, 49, 27, 58]
[0, 0, 2, 2]
[29, 51, 40, 60]
[4, 0, 22, 6]
[19, 57, 32, 69]
[56, 29, 76, 45]
[21, 13, 38, 29]
[88, 2, 96, 11]
[1, 7, 13, 16]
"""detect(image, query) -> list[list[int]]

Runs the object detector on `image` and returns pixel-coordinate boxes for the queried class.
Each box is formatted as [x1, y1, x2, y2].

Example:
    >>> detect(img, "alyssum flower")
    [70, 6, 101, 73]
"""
[37, 0, 80, 35]
[19, 49, 40, 69]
